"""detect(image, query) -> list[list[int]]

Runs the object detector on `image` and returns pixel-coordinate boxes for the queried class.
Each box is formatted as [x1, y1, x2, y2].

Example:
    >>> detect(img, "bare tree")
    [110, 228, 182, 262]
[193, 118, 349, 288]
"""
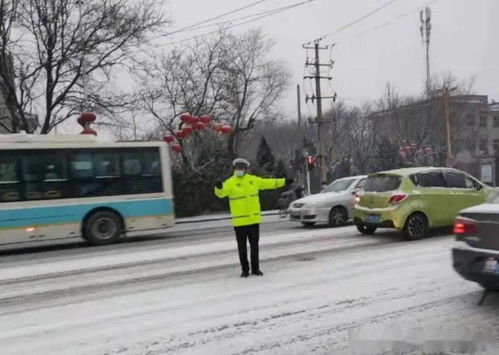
[138, 29, 290, 170]
[0, 0, 166, 134]
[221, 30, 289, 157]
[373, 76, 479, 166]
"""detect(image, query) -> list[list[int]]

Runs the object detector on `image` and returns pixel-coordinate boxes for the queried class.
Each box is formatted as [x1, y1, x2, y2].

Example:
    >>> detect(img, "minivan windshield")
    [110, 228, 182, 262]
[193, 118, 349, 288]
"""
[364, 174, 401, 192]
[323, 178, 354, 193]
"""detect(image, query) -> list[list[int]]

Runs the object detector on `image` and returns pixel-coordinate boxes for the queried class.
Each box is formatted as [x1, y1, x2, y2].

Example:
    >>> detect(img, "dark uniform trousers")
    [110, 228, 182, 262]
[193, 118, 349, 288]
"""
[234, 223, 260, 273]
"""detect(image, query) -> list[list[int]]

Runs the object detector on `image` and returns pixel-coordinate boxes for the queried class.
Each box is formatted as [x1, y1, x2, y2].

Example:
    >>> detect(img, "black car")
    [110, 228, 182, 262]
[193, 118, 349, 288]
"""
[452, 199, 499, 290]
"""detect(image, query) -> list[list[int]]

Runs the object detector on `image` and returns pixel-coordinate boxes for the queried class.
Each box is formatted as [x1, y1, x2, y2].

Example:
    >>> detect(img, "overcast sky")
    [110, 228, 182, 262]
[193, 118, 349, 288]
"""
[159, 0, 498, 120]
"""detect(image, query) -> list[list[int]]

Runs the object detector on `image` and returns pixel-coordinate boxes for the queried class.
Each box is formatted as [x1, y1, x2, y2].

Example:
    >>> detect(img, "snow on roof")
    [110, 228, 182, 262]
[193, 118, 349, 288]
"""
[0, 133, 99, 144]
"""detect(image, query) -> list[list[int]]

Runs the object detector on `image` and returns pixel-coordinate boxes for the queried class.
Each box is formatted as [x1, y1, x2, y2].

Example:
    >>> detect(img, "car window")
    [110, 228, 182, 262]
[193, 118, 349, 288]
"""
[413, 171, 446, 187]
[355, 178, 366, 189]
[444, 171, 467, 188]
[363, 174, 401, 192]
[465, 176, 477, 189]
[323, 178, 354, 192]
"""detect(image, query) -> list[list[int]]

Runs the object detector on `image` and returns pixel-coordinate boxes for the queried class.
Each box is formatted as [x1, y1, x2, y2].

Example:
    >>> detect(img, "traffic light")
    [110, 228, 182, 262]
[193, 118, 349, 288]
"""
[307, 156, 315, 171]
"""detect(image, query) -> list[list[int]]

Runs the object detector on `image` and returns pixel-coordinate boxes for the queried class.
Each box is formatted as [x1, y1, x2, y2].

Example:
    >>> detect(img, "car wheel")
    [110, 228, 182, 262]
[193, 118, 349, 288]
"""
[479, 281, 499, 291]
[301, 222, 315, 227]
[403, 212, 428, 241]
[83, 210, 123, 245]
[355, 221, 377, 235]
[328, 207, 347, 227]
[278, 209, 288, 218]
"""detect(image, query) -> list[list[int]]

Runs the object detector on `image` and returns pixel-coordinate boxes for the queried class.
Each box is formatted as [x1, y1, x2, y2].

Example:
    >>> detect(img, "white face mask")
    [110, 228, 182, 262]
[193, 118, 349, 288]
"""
[235, 169, 246, 177]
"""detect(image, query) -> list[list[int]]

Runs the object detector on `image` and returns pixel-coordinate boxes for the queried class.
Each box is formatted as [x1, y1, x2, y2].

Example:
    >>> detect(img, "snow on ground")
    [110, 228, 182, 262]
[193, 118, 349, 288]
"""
[1, 220, 499, 354]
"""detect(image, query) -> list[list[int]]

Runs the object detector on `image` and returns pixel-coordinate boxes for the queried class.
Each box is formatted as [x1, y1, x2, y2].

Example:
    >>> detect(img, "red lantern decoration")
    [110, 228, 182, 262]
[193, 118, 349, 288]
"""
[213, 123, 223, 132]
[221, 125, 232, 134]
[163, 135, 175, 143]
[172, 144, 182, 153]
[182, 125, 193, 136]
[77, 112, 97, 136]
[200, 115, 211, 124]
[404, 145, 412, 152]
[180, 114, 192, 124]
[175, 130, 185, 139]
[190, 116, 200, 124]
[195, 122, 205, 131]
[424, 147, 433, 155]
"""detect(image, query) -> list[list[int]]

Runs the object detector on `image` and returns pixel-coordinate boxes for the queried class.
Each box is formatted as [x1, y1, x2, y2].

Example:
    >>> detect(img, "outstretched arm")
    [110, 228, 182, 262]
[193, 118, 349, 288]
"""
[257, 177, 286, 190]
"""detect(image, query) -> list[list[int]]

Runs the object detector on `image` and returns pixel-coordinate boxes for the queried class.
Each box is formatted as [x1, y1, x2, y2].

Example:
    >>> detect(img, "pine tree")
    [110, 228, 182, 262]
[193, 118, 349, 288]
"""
[256, 136, 275, 174]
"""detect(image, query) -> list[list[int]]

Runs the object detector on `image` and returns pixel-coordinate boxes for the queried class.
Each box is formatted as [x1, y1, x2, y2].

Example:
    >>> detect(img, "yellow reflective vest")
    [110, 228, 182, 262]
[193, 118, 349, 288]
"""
[215, 173, 285, 227]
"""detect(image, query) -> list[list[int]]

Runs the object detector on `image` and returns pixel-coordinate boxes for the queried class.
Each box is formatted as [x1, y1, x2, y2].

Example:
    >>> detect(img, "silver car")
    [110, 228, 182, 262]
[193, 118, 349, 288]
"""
[288, 175, 367, 227]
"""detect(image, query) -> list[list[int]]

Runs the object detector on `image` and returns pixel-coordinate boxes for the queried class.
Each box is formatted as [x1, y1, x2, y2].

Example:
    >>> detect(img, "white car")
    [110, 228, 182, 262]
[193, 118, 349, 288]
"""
[288, 175, 367, 227]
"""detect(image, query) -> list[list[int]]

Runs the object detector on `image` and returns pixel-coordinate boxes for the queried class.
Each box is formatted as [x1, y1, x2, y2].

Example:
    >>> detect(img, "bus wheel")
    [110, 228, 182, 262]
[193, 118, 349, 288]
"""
[83, 211, 123, 245]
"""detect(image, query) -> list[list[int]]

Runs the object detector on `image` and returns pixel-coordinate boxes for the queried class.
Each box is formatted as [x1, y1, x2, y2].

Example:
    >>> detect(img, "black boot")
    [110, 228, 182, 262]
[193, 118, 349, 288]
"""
[241, 271, 249, 278]
[252, 270, 263, 276]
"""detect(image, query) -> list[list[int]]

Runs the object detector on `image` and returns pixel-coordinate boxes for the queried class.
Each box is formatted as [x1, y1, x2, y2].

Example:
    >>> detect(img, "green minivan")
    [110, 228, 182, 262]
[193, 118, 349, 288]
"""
[353, 167, 495, 240]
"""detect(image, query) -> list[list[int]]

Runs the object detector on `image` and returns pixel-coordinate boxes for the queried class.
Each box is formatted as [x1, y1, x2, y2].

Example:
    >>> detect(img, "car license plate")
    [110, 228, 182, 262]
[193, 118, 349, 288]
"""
[483, 258, 499, 273]
[364, 214, 380, 224]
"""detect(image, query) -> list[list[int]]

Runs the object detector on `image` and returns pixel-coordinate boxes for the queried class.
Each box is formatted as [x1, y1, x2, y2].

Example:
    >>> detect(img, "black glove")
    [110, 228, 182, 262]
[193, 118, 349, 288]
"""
[215, 180, 223, 189]
[284, 178, 294, 186]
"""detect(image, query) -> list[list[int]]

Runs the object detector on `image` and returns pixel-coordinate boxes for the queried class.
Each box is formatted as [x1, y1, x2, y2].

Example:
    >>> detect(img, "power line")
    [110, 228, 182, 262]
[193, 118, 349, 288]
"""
[165, 2, 312, 36]
[304, 0, 402, 45]
[166, 0, 271, 37]
[337, 0, 442, 44]
[163, 0, 317, 47]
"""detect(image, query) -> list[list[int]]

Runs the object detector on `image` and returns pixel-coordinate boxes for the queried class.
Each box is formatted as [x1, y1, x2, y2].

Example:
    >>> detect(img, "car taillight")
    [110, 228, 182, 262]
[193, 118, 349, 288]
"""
[388, 194, 407, 204]
[453, 218, 477, 235]
[354, 193, 360, 203]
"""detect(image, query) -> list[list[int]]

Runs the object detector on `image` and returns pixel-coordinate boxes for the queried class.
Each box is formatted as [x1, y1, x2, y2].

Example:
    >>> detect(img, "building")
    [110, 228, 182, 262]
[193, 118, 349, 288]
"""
[370, 94, 499, 184]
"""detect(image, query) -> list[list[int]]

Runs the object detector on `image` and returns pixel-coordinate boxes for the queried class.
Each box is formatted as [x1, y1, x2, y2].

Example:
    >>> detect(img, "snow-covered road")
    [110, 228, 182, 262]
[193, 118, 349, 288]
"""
[1, 217, 498, 354]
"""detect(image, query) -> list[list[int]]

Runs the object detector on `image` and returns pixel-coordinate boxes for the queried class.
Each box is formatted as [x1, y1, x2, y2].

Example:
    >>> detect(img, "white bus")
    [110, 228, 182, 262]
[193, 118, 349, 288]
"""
[0, 134, 174, 246]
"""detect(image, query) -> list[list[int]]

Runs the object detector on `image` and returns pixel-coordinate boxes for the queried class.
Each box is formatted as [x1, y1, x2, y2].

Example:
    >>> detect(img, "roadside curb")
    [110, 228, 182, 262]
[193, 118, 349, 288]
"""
[176, 210, 280, 224]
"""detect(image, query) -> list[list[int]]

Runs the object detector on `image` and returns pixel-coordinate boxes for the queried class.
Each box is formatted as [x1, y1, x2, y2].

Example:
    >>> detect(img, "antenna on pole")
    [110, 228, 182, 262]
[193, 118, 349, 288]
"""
[420, 6, 432, 96]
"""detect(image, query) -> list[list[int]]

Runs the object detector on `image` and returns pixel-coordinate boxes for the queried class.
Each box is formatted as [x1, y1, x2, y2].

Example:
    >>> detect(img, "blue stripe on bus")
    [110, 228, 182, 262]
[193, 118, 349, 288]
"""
[0, 198, 173, 229]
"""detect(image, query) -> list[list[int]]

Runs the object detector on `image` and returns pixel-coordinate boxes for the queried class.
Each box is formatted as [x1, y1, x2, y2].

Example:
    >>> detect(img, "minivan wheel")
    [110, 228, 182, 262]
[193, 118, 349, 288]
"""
[328, 207, 347, 227]
[83, 210, 123, 245]
[355, 221, 377, 235]
[403, 213, 428, 241]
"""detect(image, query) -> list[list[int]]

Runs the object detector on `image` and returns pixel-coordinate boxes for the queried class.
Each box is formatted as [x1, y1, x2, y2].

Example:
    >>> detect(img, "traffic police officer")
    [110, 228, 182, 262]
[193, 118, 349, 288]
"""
[215, 158, 293, 278]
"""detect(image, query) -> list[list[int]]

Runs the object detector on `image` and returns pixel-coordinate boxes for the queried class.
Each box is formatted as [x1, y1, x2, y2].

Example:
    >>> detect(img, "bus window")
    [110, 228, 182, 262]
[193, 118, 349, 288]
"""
[70, 153, 94, 178]
[143, 151, 161, 176]
[123, 152, 142, 176]
[0, 153, 20, 201]
[22, 154, 44, 200]
[42, 153, 68, 199]
[94, 152, 120, 178]
[122, 148, 162, 194]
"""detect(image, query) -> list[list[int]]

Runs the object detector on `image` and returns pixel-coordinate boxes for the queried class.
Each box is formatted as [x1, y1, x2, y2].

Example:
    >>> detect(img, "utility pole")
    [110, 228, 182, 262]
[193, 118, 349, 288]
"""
[303, 40, 336, 190]
[296, 84, 304, 188]
[437, 86, 457, 165]
[420, 6, 432, 96]
[443, 87, 452, 159]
